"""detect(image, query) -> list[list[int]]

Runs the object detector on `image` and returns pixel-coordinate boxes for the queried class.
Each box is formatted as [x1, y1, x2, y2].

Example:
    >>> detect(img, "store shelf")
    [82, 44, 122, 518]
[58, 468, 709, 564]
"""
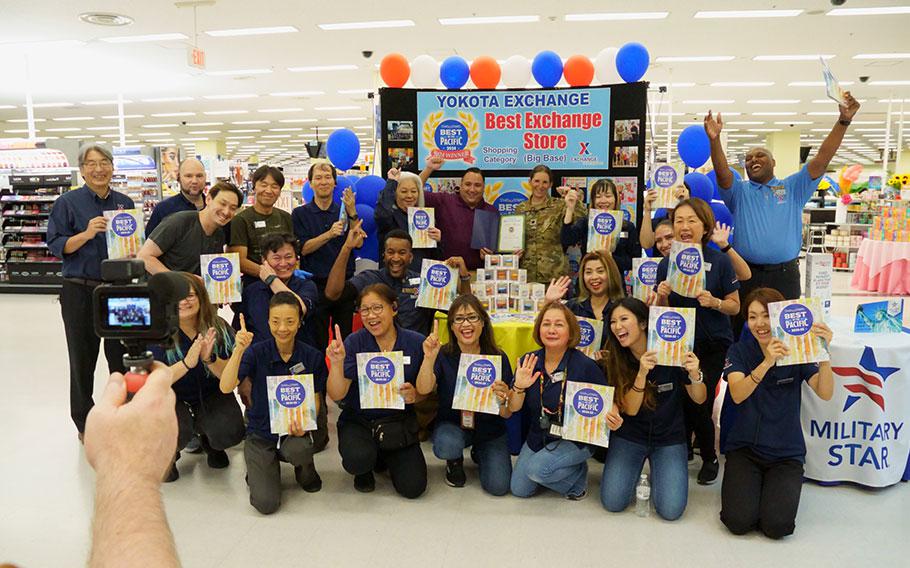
[0, 195, 58, 203]
[2, 211, 49, 217]
[0, 282, 61, 294]
[4, 243, 48, 249]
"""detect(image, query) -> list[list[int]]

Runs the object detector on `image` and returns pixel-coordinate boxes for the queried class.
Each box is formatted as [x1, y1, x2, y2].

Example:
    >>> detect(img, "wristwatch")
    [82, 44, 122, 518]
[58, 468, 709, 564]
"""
[839, 119, 851, 127]
[719, 243, 732, 253]
[264, 274, 278, 286]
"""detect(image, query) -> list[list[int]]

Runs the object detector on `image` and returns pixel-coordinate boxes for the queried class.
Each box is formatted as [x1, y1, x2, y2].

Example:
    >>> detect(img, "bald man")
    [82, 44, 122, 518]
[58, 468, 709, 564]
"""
[146, 158, 208, 237]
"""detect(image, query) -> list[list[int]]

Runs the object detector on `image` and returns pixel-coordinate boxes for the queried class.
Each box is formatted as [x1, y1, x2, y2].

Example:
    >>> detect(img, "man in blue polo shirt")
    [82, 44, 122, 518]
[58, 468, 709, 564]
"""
[47, 144, 135, 440]
[704, 92, 860, 306]
[292, 162, 358, 350]
[145, 158, 207, 237]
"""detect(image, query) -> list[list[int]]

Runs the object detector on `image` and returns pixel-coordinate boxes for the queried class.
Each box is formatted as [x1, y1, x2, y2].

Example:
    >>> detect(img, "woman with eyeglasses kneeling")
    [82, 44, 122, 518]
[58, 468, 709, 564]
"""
[326, 283, 428, 498]
[600, 298, 706, 520]
[417, 295, 513, 495]
[509, 301, 622, 500]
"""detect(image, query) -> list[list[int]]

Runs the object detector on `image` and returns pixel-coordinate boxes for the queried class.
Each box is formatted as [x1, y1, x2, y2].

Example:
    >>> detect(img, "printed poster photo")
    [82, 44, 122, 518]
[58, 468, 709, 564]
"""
[388, 120, 414, 142]
[389, 147, 415, 169]
[612, 146, 639, 168]
[614, 119, 640, 143]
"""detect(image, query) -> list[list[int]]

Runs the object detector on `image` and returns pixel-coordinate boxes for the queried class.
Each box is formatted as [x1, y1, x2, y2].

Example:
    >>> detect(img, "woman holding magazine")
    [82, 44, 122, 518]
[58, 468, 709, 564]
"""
[416, 294, 513, 495]
[374, 167, 442, 271]
[509, 301, 622, 500]
[600, 297, 706, 520]
[653, 198, 740, 485]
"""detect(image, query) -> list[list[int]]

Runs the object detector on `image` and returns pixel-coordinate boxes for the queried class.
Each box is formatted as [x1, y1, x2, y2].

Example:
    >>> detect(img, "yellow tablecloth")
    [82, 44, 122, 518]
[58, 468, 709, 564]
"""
[434, 312, 539, 367]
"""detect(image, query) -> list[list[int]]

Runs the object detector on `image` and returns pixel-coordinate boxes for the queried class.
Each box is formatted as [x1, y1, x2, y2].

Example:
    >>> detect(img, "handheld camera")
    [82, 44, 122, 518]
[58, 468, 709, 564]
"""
[93, 259, 188, 392]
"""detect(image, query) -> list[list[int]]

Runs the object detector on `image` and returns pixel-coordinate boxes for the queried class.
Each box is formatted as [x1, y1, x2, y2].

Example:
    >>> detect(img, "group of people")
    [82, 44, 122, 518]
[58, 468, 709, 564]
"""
[56, 94, 859, 541]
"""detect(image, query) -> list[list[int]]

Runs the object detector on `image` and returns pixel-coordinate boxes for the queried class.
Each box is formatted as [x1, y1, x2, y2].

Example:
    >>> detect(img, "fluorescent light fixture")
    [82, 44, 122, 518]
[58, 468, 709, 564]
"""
[314, 105, 360, 111]
[64, 135, 90, 139]
[187, 130, 221, 134]
[232, 120, 270, 125]
[286, 64, 357, 73]
[309, 126, 345, 131]
[45, 127, 81, 132]
[203, 110, 249, 115]
[747, 128, 782, 132]
[186, 122, 223, 127]
[441, 15, 540, 25]
[99, 33, 188, 43]
[753, 54, 834, 61]
[652, 82, 696, 88]
[141, 96, 194, 103]
[258, 107, 303, 113]
[747, 99, 800, 104]
[870, 80, 910, 86]
[203, 94, 258, 100]
[31, 102, 74, 108]
[855, 128, 885, 132]
[327, 117, 367, 121]
[828, 6, 910, 16]
[81, 99, 133, 106]
[774, 121, 813, 125]
[227, 129, 261, 133]
[85, 125, 120, 131]
[807, 111, 841, 116]
[204, 26, 298, 37]
[338, 88, 374, 94]
[205, 68, 273, 77]
[3, 129, 29, 133]
[656, 55, 735, 63]
[140, 124, 177, 128]
[226, 135, 255, 140]
[318, 20, 414, 30]
[7, 118, 45, 123]
[711, 81, 774, 87]
[0, 104, 17, 109]
[262, 134, 292, 138]
[854, 53, 910, 60]
[681, 99, 734, 104]
[654, 112, 685, 116]
[270, 127, 304, 132]
[354, 125, 374, 130]
[565, 12, 667, 21]
[790, 81, 855, 87]
[101, 114, 143, 119]
[752, 112, 798, 116]
[279, 118, 318, 123]
[269, 91, 326, 97]
[694, 9, 802, 18]
[726, 121, 765, 125]
[151, 112, 196, 117]
[140, 132, 172, 136]
[878, 98, 910, 103]
[100, 134, 127, 138]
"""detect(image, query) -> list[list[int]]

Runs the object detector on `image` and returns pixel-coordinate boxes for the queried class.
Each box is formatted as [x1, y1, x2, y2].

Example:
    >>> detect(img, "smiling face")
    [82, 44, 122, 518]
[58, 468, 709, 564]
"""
[396, 178, 420, 210]
[359, 291, 396, 338]
[310, 164, 336, 199]
[744, 147, 775, 184]
[747, 300, 773, 346]
[593, 187, 617, 210]
[255, 174, 281, 209]
[582, 258, 608, 298]
[265, 243, 297, 280]
[268, 303, 300, 345]
[383, 237, 413, 278]
[529, 171, 552, 201]
[539, 308, 570, 350]
[672, 204, 706, 244]
[206, 189, 240, 227]
[610, 305, 646, 349]
[178, 288, 200, 322]
[654, 224, 674, 257]
[460, 172, 485, 208]
[451, 304, 483, 349]
[80, 149, 114, 192]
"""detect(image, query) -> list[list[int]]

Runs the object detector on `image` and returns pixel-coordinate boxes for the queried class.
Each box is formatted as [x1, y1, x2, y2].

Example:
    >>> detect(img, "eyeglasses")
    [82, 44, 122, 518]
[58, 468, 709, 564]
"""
[180, 293, 198, 303]
[358, 304, 385, 317]
[453, 314, 481, 326]
[83, 160, 113, 170]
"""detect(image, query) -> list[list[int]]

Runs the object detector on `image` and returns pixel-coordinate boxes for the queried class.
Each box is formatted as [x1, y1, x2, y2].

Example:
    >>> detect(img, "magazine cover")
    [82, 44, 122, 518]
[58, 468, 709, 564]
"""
[769, 298, 830, 365]
[587, 209, 623, 253]
[452, 353, 502, 416]
[201, 253, 242, 303]
[408, 206, 435, 249]
[562, 382, 615, 449]
[356, 351, 405, 409]
[667, 241, 705, 299]
[266, 374, 317, 435]
[104, 209, 145, 259]
[416, 259, 458, 310]
[632, 257, 660, 302]
[854, 299, 904, 334]
[576, 317, 604, 360]
[647, 306, 696, 367]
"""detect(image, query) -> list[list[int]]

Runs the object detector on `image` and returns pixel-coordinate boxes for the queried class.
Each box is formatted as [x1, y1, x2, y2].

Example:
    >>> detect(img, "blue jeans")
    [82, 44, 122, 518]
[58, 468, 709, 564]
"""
[511, 440, 592, 498]
[600, 435, 689, 521]
[432, 421, 512, 496]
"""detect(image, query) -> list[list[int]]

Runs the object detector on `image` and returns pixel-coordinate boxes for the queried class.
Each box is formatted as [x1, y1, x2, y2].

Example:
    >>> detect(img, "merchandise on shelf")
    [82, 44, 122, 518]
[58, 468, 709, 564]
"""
[870, 206, 910, 242]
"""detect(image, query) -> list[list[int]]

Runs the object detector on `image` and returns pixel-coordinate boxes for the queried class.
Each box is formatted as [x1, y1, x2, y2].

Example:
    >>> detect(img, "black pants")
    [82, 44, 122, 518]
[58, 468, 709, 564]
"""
[60, 281, 127, 432]
[337, 419, 427, 499]
[685, 340, 730, 462]
[310, 280, 354, 352]
[734, 259, 801, 338]
[175, 390, 245, 452]
[244, 433, 317, 515]
[720, 447, 804, 539]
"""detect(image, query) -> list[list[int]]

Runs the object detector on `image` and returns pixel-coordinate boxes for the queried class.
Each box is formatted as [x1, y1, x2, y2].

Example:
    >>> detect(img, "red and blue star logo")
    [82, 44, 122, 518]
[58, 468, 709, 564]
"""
[833, 346, 899, 412]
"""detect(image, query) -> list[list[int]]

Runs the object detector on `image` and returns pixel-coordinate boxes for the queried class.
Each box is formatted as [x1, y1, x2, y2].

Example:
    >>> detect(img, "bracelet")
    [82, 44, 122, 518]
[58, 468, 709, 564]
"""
[459, 275, 471, 282]
[838, 119, 851, 127]
[631, 383, 646, 393]
[689, 370, 704, 385]
[749, 372, 762, 385]
[512, 387, 525, 395]
[716, 298, 723, 311]
[720, 243, 732, 253]
[264, 274, 278, 286]
[181, 358, 191, 371]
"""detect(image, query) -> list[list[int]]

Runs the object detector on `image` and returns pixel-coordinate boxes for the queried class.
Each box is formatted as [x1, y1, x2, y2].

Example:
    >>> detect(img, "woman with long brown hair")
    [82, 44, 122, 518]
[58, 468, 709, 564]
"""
[561, 178, 641, 273]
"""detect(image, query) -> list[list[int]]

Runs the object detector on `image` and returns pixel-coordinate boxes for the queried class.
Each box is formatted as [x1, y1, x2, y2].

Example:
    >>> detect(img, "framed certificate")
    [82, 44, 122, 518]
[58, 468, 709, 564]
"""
[497, 214, 525, 252]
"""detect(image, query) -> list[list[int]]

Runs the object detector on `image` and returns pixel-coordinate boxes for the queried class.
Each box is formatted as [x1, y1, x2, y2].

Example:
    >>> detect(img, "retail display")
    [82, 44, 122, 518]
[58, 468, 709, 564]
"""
[111, 147, 160, 221]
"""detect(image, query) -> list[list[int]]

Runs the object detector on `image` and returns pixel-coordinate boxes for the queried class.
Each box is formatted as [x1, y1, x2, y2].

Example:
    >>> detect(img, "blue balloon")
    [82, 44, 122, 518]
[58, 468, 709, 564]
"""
[684, 172, 714, 202]
[302, 181, 314, 203]
[440, 56, 470, 89]
[359, 234, 380, 263]
[677, 125, 711, 169]
[326, 128, 360, 171]
[355, 204, 377, 237]
[710, 199, 734, 231]
[653, 207, 668, 221]
[707, 168, 743, 200]
[354, 175, 385, 207]
[615, 42, 650, 83]
[531, 50, 563, 88]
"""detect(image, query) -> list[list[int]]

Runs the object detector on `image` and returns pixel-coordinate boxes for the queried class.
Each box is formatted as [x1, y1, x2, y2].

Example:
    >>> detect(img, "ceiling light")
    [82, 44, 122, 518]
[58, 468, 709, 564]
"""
[354, 125, 374, 130]
[203, 110, 249, 115]
[789, 81, 855, 87]
[652, 82, 696, 88]
[141, 96, 194, 103]
[726, 121, 765, 125]
[79, 12, 133, 26]
[0, 105, 17, 110]
[232, 120, 269, 125]
[7, 118, 45, 123]
[338, 88, 374, 94]
[141, 132, 172, 136]
[747, 128, 782, 132]
[140, 124, 177, 128]
[203, 94, 258, 100]
[315, 105, 360, 111]
[775, 121, 813, 125]
[565, 12, 667, 21]
[854, 53, 910, 60]
[99, 33, 188, 43]
[101, 114, 143, 119]
[753, 54, 834, 61]
[151, 112, 196, 117]
[286, 64, 358, 73]
[186, 122, 223, 127]
[205, 68, 273, 77]
[694, 9, 802, 18]
[31, 102, 74, 108]
[878, 98, 910, 103]
[870, 80, 910, 86]
[227, 129, 261, 133]
[807, 111, 841, 116]
[85, 125, 120, 131]
[318, 19, 414, 30]
[204, 25, 298, 37]
[188, 130, 220, 134]
[681, 99, 734, 104]
[269, 90, 325, 97]
[263, 134, 291, 138]
[711, 81, 775, 87]
[855, 128, 885, 132]
[309, 126, 345, 131]
[656, 55, 735, 63]
[747, 99, 800, 104]
[226, 135, 255, 140]
[3, 129, 29, 133]
[45, 127, 81, 132]
[81, 99, 133, 106]
[270, 127, 303, 132]
[280, 119, 317, 123]
[828, 6, 910, 16]
[52, 116, 94, 122]
[259, 107, 303, 113]
[99, 133, 127, 138]
[752, 111, 798, 116]
[327, 117, 367, 121]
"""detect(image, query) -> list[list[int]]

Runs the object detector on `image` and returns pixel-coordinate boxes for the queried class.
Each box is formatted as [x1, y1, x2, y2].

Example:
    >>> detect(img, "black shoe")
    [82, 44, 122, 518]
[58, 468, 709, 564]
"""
[565, 490, 587, 501]
[445, 458, 466, 488]
[185, 436, 203, 454]
[698, 458, 719, 485]
[296, 467, 322, 493]
[313, 435, 329, 454]
[206, 449, 230, 469]
[165, 463, 179, 483]
[354, 472, 375, 493]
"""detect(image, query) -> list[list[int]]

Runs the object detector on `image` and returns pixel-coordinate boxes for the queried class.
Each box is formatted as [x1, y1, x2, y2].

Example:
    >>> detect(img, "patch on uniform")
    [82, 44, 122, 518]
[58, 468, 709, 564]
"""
[771, 185, 787, 203]
[723, 358, 732, 370]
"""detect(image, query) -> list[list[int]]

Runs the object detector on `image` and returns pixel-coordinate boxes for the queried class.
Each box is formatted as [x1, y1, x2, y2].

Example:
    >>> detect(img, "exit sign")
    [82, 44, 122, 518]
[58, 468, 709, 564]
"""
[188, 47, 206, 70]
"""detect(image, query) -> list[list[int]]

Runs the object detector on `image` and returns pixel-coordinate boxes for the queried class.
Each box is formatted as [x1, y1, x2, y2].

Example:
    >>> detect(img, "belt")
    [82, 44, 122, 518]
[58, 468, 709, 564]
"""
[746, 259, 798, 272]
[64, 277, 104, 287]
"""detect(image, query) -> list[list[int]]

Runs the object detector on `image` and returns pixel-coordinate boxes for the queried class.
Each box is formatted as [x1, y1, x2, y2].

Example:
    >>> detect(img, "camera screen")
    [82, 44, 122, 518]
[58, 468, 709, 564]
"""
[106, 297, 152, 329]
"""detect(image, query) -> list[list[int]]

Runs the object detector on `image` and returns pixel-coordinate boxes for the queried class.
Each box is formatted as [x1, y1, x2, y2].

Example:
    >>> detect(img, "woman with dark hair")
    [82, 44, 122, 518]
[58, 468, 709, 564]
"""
[561, 178, 641, 274]
[515, 164, 587, 284]
[416, 295, 513, 495]
[149, 272, 245, 482]
[546, 251, 625, 321]
[221, 292, 329, 514]
[326, 283, 428, 498]
[720, 287, 833, 539]
[600, 297, 706, 520]
[509, 301, 621, 500]
[375, 167, 442, 271]
[655, 198, 740, 485]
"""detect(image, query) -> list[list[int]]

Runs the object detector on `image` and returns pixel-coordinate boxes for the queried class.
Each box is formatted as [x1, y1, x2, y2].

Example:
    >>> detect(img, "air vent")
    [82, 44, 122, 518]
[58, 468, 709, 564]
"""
[79, 13, 134, 27]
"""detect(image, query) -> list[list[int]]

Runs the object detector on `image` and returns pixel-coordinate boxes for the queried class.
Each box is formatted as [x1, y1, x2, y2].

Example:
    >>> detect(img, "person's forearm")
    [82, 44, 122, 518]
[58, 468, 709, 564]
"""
[729, 362, 771, 403]
[813, 362, 834, 401]
[205, 357, 229, 379]
[622, 373, 647, 416]
[808, 122, 849, 179]
[167, 361, 189, 383]
[63, 231, 94, 254]
[326, 366, 351, 402]
[716, 295, 740, 317]
[507, 388, 526, 412]
[141, 255, 170, 275]
[415, 358, 437, 395]
[639, 211, 655, 249]
[301, 232, 332, 256]
[726, 248, 752, 281]
[269, 279, 307, 316]
[219, 352, 244, 393]
[710, 138, 733, 189]
[324, 245, 353, 301]
[418, 165, 434, 185]
[90, 476, 178, 568]
[685, 381, 708, 404]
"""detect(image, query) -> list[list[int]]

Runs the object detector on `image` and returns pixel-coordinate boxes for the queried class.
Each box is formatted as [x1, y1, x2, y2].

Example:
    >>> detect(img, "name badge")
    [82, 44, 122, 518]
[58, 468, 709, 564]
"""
[620, 231, 628, 238]
[549, 424, 563, 438]
[776, 377, 795, 386]
[656, 382, 674, 393]
[551, 371, 566, 383]
[461, 410, 475, 430]
[408, 277, 421, 285]
[403, 356, 412, 365]
[704, 262, 712, 272]
[254, 220, 267, 228]
[289, 362, 305, 374]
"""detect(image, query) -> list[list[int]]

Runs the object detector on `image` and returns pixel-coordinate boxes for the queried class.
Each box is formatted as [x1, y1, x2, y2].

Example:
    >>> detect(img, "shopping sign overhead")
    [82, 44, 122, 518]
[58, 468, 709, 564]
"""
[187, 47, 205, 70]
[417, 88, 611, 170]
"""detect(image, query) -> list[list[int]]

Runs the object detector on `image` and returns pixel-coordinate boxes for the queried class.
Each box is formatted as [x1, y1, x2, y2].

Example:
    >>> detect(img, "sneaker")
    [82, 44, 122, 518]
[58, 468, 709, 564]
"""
[565, 490, 587, 501]
[206, 449, 230, 469]
[354, 472, 375, 493]
[444, 458, 466, 488]
[296, 467, 323, 493]
[164, 463, 179, 483]
[185, 436, 203, 454]
[697, 458, 719, 485]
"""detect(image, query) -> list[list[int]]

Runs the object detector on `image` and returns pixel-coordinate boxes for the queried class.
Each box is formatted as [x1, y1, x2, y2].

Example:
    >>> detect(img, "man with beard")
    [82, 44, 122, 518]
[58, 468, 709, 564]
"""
[146, 158, 207, 237]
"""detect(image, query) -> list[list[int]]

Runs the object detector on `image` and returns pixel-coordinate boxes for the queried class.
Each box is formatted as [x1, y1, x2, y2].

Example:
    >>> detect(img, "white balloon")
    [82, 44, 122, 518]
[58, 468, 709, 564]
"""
[501, 55, 531, 88]
[594, 47, 621, 84]
[411, 55, 439, 88]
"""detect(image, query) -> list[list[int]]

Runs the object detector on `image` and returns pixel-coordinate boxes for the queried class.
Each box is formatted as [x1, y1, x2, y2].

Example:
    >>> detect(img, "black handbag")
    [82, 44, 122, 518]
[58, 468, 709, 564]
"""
[371, 413, 419, 451]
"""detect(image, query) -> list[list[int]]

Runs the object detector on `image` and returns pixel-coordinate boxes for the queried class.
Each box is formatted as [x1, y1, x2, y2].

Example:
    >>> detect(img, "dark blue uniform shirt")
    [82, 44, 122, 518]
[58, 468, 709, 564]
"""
[292, 201, 355, 281]
[242, 275, 320, 347]
[615, 366, 690, 447]
[434, 350, 513, 442]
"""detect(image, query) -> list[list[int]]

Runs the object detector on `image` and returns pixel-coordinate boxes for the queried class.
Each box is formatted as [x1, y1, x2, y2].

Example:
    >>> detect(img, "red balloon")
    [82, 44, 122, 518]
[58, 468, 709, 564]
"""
[380, 53, 410, 88]
[563, 54, 594, 87]
[470, 56, 501, 89]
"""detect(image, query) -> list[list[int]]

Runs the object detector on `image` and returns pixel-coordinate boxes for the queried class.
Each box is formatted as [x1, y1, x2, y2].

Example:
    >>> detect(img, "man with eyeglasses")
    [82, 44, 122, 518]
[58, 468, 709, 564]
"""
[145, 158, 208, 237]
[47, 144, 136, 441]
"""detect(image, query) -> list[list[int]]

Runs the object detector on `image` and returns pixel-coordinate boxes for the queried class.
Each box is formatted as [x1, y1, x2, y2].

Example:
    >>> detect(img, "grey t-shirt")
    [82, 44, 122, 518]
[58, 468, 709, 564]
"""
[149, 210, 225, 274]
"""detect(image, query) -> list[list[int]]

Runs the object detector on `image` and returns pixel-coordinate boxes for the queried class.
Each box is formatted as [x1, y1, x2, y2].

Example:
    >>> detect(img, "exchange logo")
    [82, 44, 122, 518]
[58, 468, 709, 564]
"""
[833, 346, 899, 412]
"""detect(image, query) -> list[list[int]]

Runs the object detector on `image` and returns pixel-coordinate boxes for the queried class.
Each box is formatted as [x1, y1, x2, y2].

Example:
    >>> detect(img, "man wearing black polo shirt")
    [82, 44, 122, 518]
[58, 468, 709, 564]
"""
[137, 182, 242, 275]
[47, 144, 135, 440]
[145, 158, 207, 237]
[292, 162, 358, 349]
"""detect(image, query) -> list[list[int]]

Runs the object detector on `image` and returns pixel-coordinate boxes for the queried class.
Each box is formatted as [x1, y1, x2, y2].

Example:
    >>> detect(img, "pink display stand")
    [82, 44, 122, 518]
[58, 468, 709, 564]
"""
[851, 239, 910, 295]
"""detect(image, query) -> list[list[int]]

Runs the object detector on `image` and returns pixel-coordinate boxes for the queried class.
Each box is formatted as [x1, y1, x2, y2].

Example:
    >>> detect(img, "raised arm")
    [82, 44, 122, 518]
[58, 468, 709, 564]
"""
[324, 219, 364, 301]
[219, 315, 254, 394]
[807, 92, 860, 180]
[806, 323, 834, 401]
[710, 222, 752, 281]
[705, 111, 733, 190]
[325, 325, 351, 402]
[416, 321, 441, 395]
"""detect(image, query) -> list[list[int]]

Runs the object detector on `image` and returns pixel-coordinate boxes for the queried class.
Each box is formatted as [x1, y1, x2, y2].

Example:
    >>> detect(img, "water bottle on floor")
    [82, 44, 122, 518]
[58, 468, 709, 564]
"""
[635, 473, 650, 518]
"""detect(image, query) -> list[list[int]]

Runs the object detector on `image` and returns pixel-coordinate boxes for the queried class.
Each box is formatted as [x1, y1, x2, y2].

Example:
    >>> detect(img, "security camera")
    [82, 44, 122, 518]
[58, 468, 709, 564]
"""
[181, 121, 187, 126]
[362, 50, 374, 59]
[831, 0, 846, 6]
[859, 76, 870, 83]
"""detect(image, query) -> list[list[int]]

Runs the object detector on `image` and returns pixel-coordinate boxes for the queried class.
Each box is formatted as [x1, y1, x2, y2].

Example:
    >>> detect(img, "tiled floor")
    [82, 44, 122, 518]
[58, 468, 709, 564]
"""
[1, 269, 907, 567]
